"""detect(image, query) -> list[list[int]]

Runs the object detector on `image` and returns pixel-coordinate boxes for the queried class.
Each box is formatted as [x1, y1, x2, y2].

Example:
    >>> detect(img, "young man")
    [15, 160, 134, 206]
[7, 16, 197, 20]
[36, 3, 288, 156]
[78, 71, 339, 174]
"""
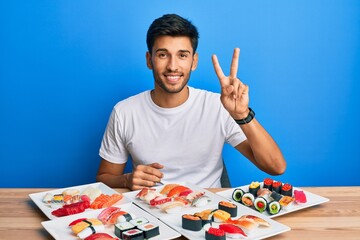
[96, 14, 286, 190]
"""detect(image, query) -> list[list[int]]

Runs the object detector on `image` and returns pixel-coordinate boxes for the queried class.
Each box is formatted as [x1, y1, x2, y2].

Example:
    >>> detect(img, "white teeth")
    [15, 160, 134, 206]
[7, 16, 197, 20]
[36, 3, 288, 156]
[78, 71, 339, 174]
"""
[167, 76, 180, 81]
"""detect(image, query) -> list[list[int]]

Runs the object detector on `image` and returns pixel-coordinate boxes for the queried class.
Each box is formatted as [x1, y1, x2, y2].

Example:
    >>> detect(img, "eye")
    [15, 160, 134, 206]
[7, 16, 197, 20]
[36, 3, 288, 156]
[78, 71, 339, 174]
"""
[179, 53, 189, 59]
[158, 52, 168, 58]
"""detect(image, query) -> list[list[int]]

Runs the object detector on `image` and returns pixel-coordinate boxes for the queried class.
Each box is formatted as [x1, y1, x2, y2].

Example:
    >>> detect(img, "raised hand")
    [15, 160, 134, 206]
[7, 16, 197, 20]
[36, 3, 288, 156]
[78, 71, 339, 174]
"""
[212, 48, 250, 119]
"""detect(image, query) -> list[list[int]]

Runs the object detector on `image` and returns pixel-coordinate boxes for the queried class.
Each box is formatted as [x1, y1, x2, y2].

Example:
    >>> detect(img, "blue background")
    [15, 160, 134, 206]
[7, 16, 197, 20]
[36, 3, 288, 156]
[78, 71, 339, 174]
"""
[1, 1, 359, 188]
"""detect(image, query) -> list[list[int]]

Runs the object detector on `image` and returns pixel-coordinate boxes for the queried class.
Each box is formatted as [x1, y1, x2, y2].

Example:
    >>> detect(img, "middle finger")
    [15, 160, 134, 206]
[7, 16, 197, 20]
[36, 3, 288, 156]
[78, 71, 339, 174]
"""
[230, 48, 240, 78]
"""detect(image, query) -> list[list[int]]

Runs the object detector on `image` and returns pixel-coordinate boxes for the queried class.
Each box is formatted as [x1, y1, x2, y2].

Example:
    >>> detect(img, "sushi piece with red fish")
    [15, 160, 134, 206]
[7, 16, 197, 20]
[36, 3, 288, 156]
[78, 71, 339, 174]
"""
[167, 185, 190, 197]
[205, 227, 226, 240]
[294, 190, 307, 204]
[84, 233, 118, 240]
[98, 207, 127, 224]
[135, 187, 156, 200]
[149, 196, 172, 207]
[219, 223, 247, 238]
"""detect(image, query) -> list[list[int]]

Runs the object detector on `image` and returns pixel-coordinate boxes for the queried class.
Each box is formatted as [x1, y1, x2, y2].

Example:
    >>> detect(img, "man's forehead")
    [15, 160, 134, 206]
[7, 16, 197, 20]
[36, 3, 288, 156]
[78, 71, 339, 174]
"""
[152, 36, 193, 54]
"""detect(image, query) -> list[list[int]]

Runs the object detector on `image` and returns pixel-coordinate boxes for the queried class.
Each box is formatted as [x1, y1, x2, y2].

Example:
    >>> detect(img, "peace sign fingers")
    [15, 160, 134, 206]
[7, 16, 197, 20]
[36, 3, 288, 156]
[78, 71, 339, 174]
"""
[230, 48, 240, 78]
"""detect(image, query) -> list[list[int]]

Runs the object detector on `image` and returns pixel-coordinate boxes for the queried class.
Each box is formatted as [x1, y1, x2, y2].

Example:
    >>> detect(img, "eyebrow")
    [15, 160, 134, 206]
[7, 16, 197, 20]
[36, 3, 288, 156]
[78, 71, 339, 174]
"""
[155, 48, 192, 54]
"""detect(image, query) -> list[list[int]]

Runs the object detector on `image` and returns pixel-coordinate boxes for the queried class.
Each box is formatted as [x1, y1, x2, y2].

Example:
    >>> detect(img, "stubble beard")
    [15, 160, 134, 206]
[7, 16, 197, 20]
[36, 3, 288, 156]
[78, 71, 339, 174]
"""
[153, 71, 192, 94]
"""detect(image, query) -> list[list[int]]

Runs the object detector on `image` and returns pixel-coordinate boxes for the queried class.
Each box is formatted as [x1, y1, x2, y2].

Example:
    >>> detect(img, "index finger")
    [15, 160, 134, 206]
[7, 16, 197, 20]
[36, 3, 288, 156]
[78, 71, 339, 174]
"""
[146, 163, 164, 178]
[230, 48, 240, 78]
[212, 54, 226, 85]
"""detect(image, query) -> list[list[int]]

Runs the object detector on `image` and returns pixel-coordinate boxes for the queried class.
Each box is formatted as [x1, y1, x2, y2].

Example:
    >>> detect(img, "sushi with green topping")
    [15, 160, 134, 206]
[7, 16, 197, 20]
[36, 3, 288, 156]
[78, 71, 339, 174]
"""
[267, 201, 281, 215]
[231, 188, 245, 203]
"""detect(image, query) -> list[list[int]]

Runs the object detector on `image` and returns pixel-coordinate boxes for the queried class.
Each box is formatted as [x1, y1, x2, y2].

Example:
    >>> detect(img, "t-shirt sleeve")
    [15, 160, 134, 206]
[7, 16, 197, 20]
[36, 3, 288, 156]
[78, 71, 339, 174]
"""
[99, 108, 129, 164]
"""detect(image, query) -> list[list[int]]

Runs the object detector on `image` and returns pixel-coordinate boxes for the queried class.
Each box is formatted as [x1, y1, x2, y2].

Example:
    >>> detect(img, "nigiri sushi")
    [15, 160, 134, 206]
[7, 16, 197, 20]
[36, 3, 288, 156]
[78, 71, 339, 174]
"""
[219, 223, 247, 238]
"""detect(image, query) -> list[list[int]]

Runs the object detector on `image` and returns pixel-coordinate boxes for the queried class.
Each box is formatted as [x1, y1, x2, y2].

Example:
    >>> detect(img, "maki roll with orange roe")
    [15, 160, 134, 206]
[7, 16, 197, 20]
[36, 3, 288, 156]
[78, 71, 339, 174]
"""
[263, 178, 273, 191]
[182, 214, 202, 231]
[281, 183, 293, 197]
[218, 201, 238, 217]
[272, 181, 282, 193]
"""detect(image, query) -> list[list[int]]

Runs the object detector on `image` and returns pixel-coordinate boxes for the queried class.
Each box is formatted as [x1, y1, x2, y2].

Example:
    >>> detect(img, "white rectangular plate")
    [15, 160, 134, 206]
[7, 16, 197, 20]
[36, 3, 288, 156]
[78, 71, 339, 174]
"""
[41, 203, 181, 240]
[216, 183, 330, 218]
[29, 182, 131, 219]
[125, 182, 290, 240]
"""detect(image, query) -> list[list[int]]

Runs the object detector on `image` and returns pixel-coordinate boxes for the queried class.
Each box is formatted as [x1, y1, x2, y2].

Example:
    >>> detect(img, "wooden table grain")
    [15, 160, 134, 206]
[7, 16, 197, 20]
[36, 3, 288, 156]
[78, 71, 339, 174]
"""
[0, 187, 359, 240]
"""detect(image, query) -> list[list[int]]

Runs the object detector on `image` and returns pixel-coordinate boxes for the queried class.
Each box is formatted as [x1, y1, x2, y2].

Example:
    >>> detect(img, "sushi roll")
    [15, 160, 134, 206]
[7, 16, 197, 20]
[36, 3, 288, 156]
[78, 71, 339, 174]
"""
[218, 201, 238, 217]
[205, 227, 226, 240]
[219, 223, 247, 238]
[137, 223, 160, 239]
[114, 221, 135, 238]
[231, 188, 245, 203]
[130, 217, 149, 227]
[267, 201, 281, 215]
[248, 182, 260, 197]
[122, 229, 144, 240]
[270, 191, 283, 202]
[272, 181, 282, 193]
[254, 197, 268, 213]
[241, 193, 255, 207]
[182, 214, 202, 231]
[257, 188, 272, 202]
[117, 213, 136, 223]
[263, 178, 273, 190]
[281, 183, 293, 197]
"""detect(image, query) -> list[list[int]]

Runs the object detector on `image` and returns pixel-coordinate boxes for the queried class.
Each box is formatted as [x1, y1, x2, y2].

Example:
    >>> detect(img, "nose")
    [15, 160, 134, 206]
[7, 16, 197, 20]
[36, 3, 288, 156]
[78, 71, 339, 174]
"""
[166, 56, 178, 72]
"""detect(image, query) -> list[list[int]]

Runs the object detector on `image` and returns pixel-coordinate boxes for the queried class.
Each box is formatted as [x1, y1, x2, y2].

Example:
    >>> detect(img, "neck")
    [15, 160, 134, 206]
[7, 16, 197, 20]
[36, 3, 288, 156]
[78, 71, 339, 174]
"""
[151, 87, 189, 108]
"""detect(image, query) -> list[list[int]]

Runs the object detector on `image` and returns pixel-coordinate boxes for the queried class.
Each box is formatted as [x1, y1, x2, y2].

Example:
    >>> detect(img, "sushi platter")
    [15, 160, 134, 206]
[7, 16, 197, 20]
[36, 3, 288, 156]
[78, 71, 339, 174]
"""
[124, 181, 291, 240]
[29, 182, 132, 219]
[41, 202, 181, 240]
[31, 181, 299, 239]
[216, 178, 330, 218]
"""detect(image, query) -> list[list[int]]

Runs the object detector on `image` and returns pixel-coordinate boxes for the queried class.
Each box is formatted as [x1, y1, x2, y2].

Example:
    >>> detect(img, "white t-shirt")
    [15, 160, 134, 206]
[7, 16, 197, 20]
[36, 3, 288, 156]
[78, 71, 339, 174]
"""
[99, 86, 246, 188]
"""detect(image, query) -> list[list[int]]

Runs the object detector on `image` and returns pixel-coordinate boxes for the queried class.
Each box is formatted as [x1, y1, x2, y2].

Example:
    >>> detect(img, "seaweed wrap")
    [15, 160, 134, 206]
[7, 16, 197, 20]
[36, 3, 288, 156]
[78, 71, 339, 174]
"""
[267, 201, 281, 215]
[281, 183, 293, 197]
[263, 178, 274, 191]
[270, 191, 283, 202]
[248, 182, 260, 197]
[218, 201, 238, 217]
[231, 188, 245, 203]
[254, 197, 268, 213]
[241, 193, 254, 207]
[137, 223, 160, 239]
[182, 214, 202, 231]
[205, 227, 226, 240]
[272, 181, 282, 193]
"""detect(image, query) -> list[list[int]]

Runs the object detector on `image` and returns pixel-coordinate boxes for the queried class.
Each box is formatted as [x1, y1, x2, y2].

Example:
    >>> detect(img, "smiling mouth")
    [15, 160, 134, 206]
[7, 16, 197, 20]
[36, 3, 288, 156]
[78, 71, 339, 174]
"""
[165, 74, 182, 83]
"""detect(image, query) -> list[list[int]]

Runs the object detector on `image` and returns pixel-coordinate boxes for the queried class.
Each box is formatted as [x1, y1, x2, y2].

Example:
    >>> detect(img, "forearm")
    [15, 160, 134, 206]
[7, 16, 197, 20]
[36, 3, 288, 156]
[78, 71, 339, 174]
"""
[96, 172, 131, 189]
[237, 118, 286, 175]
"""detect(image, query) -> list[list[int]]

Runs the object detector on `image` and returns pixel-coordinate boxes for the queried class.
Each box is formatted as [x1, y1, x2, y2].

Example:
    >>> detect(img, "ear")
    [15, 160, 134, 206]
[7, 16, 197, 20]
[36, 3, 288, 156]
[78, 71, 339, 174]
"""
[191, 52, 198, 71]
[146, 52, 153, 69]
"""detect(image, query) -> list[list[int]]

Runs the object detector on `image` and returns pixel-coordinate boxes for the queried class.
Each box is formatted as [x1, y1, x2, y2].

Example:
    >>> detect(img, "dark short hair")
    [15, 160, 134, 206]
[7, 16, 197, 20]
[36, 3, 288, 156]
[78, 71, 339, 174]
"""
[146, 14, 199, 54]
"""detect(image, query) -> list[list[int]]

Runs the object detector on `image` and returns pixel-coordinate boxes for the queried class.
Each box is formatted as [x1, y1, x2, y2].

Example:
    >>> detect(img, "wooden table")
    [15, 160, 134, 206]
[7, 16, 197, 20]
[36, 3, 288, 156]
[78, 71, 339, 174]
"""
[0, 187, 359, 240]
